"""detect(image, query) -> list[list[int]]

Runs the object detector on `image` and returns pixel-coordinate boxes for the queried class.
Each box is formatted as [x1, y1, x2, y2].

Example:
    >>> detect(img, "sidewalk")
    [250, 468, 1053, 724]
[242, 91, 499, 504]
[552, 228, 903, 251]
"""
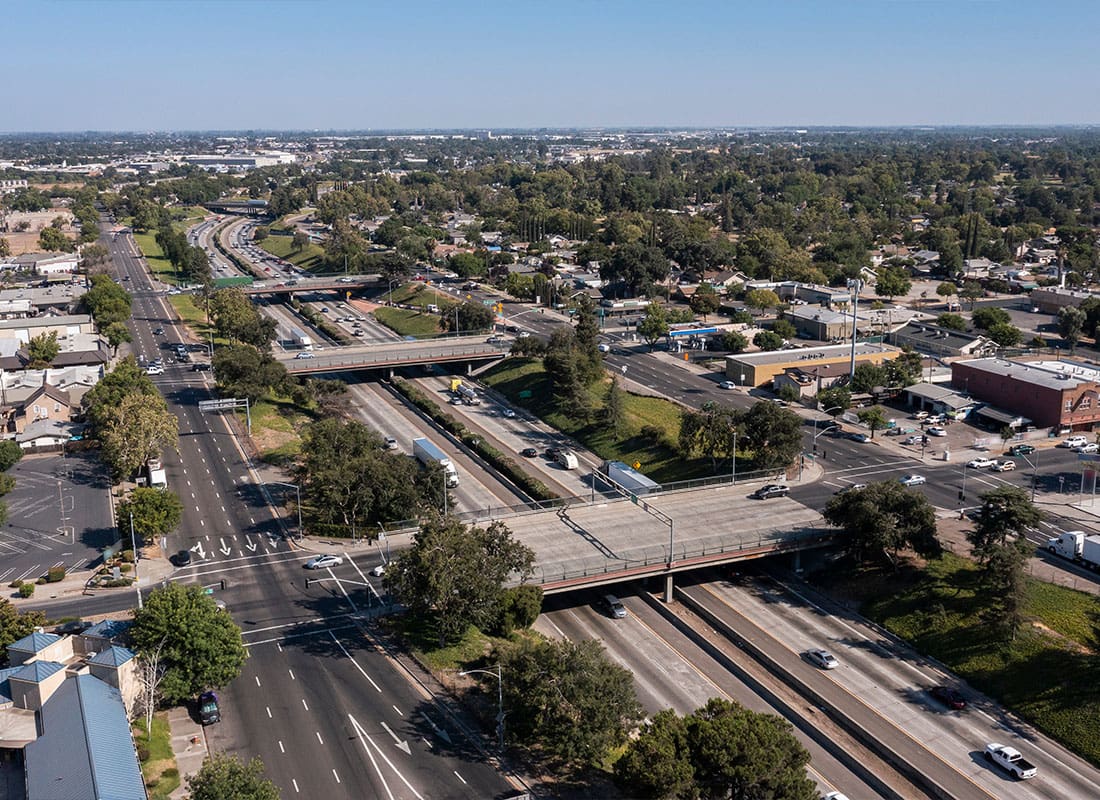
[166, 705, 207, 799]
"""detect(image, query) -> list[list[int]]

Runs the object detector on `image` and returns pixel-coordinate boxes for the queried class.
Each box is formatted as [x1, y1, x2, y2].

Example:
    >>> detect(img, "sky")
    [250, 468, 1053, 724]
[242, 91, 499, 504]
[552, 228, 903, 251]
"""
[4, 0, 1100, 132]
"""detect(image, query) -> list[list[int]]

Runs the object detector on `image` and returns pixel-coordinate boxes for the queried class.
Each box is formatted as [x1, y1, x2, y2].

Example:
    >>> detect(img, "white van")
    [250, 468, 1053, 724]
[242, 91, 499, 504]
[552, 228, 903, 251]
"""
[426, 303, 440, 314]
[555, 450, 579, 470]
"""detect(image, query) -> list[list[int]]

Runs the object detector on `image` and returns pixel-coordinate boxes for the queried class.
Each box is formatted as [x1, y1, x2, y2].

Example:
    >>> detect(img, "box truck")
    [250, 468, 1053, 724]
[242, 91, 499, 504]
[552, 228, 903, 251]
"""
[412, 437, 459, 487]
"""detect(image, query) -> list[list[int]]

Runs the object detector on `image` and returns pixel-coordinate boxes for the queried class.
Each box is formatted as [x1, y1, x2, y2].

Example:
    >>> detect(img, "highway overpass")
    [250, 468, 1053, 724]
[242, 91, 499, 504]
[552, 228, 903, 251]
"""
[242, 276, 383, 296]
[278, 336, 509, 373]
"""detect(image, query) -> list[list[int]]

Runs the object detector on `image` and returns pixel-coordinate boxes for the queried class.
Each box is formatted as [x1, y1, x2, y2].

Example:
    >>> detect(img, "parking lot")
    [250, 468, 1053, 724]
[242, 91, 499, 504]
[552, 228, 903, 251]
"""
[0, 452, 116, 584]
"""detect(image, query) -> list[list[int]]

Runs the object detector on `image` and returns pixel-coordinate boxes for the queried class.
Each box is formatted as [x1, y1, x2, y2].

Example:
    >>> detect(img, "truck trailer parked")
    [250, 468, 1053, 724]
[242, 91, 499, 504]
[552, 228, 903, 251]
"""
[599, 460, 661, 496]
[1046, 530, 1100, 570]
[412, 437, 459, 487]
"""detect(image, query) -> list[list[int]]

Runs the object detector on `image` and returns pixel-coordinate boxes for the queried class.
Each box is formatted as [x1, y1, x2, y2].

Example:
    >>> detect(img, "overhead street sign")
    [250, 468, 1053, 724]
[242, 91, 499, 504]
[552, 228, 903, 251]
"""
[199, 399, 244, 412]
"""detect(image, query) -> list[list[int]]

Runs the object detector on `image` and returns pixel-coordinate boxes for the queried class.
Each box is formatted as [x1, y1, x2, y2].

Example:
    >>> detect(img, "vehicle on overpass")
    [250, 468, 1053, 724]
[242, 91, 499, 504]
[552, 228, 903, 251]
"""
[600, 460, 661, 496]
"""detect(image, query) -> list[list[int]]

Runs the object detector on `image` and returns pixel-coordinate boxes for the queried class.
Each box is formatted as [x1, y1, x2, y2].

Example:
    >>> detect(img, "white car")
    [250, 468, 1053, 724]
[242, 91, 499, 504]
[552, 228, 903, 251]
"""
[806, 649, 839, 669]
[991, 459, 1016, 472]
[597, 343, 611, 353]
[304, 555, 343, 570]
[371, 564, 385, 577]
[294, 352, 315, 359]
[912, 410, 929, 420]
[899, 474, 927, 486]
[718, 381, 737, 390]
[926, 426, 947, 437]
[967, 457, 995, 469]
[501, 408, 516, 419]
[903, 435, 922, 446]
[1060, 435, 1088, 449]
[824, 794, 850, 800]
[145, 365, 164, 375]
[1077, 442, 1100, 454]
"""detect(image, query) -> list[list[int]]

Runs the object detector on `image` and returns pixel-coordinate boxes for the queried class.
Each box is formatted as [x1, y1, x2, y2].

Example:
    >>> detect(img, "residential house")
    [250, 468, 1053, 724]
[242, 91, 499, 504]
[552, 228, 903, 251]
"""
[5, 378, 72, 434]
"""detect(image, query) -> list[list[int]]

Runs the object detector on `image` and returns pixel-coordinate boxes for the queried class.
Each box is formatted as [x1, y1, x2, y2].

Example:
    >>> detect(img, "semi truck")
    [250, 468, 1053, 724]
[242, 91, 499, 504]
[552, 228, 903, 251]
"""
[412, 437, 459, 487]
[451, 381, 481, 405]
[289, 327, 313, 351]
[1046, 530, 1100, 570]
[599, 460, 661, 496]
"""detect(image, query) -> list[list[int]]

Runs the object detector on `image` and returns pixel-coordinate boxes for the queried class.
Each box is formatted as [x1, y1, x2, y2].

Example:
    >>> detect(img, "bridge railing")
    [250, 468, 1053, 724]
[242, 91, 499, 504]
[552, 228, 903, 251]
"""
[529, 526, 837, 586]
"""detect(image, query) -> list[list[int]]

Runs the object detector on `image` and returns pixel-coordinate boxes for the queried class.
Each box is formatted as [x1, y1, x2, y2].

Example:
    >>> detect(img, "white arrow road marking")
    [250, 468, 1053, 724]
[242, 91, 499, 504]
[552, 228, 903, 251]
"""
[190, 542, 206, 559]
[380, 721, 411, 755]
[219, 538, 232, 556]
[348, 715, 423, 800]
[420, 712, 452, 745]
[245, 536, 257, 552]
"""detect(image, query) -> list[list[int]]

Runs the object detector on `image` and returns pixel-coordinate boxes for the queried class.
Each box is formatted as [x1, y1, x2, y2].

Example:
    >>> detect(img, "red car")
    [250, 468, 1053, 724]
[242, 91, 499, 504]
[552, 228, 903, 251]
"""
[930, 685, 966, 710]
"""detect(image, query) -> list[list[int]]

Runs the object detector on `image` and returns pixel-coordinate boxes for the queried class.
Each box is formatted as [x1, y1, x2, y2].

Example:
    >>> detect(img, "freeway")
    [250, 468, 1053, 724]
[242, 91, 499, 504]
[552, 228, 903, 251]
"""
[95, 219, 518, 799]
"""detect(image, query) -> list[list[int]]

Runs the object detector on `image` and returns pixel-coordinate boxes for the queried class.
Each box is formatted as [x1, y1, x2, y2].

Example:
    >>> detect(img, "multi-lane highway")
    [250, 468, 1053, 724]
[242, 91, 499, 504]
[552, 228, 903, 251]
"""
[96, 219, 520, 799]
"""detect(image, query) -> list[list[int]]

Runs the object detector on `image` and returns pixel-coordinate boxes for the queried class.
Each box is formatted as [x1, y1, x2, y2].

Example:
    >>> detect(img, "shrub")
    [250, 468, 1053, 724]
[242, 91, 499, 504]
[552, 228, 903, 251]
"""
[35, 577, 46, 585]
[104, 578, 133, 588]
[19, 583, 34, 598]
[160, 767, 179, 781]
[120, 563, 133, 573]
[9, 579, 22, 589]
[46, 566, 65, 583]
[120, 549, 135, 563]
[136, 744, 151, 763]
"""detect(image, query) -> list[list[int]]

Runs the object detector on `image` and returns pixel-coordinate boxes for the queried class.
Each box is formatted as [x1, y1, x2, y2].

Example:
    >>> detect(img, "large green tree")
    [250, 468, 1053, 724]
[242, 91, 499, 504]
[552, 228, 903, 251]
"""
[823, 480, 942, 567]
[739, 399, 803, 471]
[130, 583, 247, 704]
[679, 401, 740, 470]
[638, 303, 670, 346]
[208, 288, 276, 349]
[98, 393, 179, 482]
[117, 487, 184, 543]
[38, 226, 72, 252]
[212, 345, 290, 404]
[496, 637, 642, 765]
[967, 486, 1040, 558]
[444, 301, 494, 333]
[875, 265, 912, 299]
[187, 754, 279, 800]
[83, 356, 158, 433]
[390, 516, 534, 646]
[1059, 306, 1087, 354]
[0, 600, 47, 667]
[25, 331, 60, 368]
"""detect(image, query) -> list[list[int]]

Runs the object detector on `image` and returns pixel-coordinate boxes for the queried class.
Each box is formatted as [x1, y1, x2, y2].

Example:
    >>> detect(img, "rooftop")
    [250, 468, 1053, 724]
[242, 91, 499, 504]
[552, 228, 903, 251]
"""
[727, 342, 899, 367]
[955, 358, 1100, 390]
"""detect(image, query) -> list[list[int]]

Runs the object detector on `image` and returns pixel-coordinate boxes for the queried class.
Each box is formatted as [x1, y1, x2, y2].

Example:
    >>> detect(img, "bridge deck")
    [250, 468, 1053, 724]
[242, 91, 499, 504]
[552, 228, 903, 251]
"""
[502, 483, 827, 591]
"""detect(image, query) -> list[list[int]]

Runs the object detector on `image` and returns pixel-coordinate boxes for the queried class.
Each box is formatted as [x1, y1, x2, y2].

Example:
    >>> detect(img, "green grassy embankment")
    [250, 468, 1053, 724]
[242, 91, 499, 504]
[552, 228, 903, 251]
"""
[133, 712, 180, 799]
[257, 233, 325, 271]
[373, 306, 444, 338]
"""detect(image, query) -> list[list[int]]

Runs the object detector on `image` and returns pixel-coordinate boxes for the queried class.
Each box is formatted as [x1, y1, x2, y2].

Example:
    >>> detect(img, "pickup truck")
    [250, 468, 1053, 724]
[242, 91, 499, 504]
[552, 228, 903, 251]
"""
[984, 743, 1037, 780]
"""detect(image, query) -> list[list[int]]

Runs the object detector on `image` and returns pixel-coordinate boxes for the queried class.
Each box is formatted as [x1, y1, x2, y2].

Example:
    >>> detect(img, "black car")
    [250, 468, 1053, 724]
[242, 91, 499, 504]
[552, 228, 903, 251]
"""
[543, 446, 562, 460]
[152, 327, 165, 336]
[191, 362, 211, 372]
[520, 447, 538, 458]
[173, 549, 192, 567]
[751, 484, 790, 500]
[198, 691, 221, 724]
[929, 685, 966, 710]
[1008, 444, 1036, 456]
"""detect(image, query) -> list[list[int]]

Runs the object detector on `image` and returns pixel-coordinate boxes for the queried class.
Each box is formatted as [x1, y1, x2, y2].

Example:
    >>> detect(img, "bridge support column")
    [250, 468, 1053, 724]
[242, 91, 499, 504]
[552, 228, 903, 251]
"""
[387, 368, 394, 379]
[663, 573, 674, 603]
[466, 361, 473, 375]
[792, 549, 802, 573]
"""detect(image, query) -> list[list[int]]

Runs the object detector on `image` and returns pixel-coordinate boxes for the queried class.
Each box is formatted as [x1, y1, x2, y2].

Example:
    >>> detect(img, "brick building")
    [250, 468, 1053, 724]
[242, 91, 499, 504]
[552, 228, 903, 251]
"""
[950, 358, 1100, 431]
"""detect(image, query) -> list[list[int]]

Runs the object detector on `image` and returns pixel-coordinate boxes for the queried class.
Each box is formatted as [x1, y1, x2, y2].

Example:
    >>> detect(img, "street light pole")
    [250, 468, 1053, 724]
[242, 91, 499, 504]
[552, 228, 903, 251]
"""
[458, 665, 504, 752]
[130, 511, 142, 610]
[268, 481, 303, 540]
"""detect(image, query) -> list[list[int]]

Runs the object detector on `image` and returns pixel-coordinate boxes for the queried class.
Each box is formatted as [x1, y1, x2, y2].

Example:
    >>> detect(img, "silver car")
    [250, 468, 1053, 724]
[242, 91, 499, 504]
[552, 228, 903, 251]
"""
[806, 649, 839, 669]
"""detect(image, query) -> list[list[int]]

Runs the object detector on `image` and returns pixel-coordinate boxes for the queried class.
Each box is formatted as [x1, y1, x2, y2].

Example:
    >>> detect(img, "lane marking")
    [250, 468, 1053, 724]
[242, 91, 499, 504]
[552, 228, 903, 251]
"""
[329, 630, 382, 692]
[302, 698, 309, 711]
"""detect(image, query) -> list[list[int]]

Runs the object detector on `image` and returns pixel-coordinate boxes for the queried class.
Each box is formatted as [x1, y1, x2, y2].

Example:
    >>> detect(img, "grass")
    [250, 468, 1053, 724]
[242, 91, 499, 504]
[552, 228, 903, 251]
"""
[133, 712, 180, 799]
[374, 306, 444, 338]
[132, 231, 180, 285]
[258, 234, 325, 271]
[482, 357, 713, 483]
[249, 395, 312, 467]
[825, 553, 1100, 766]
[389, 282, 455, 309]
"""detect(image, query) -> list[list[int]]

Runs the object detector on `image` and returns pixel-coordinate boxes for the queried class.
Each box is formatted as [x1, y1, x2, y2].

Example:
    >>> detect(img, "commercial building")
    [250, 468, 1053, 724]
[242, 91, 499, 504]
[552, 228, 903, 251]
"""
[725, 342, 901, 388]
[0, 313, 95, 344]
[888, 321, 997, 358]
[782, 306, 851, 341]
[951, 358, 1100, 431]
[1029, 287, 1093, 314]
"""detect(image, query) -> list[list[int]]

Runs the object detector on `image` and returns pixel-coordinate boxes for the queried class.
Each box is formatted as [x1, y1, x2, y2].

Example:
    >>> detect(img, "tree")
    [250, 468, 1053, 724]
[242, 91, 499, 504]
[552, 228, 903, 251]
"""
[936, 312, 967, 331]
[771, 318, 797, 340]
[875, 266, 911, 299]
[816, 386, 851, 413]
[851, 362, 887, 393]
[823, 480, 942, 567]
[638, 304, 670, 346]
[971, 307, 1011, 330]
[83, 356, 158, 433]
[572, 295, 603, 383]
[291, 230, 309, 253]
[0, 237, 11, 258]
[883, 350, 924, 387]
[134, 642, 168, 736]
[103, 321, 132, 355]
[1059, 306, 1087, 354]
[720, 330, 747, 354]
[82, 273, 132, 328]
[209, 289, 276, 349]
[445, 301, 494, 333]
[602, 376, 626, 436]
[857, 407, 888, 438]
[744, 288, 780, 316]
[739, 400, 803, 471]
[38, 226, 72, 252]
[117, 487, 184, 543]
[0, 600, 47, 667]
[497, 637, 642, 764]
[967, 486, 1040, 558]
[614, 709, 694, 799]
[544, 329, 592, 418]
[25, 331, 60, 368]
[689, 285, 720, 322]
[977, 537, 1033, 641]
[98, 393, 179, 482]
[449, 252, 486, 278]
[679, 401, 740, 469]
[187, 754, 279, 800]
[603, 241, 670, 295]
[0, 440, 23, 472]
[752, 330, 783, 351]
[213, 345, 290, 404]
[958, 281, 984, 310]
[390, 516, 534, 646]
[936, 281, 958, 302]
[987, 322, 1022, 346]
[130, 583, 247, 704]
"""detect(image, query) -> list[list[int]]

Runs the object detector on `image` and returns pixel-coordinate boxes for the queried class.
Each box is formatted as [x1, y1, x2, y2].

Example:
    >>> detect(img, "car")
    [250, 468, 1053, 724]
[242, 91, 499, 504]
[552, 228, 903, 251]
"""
[805, 649, 839, 669]
[925, 414, 946, 425]
[1008, 444, 1036, 456]
[516, 330, 531, 338]
[929, 685, 966, 710]
[834, 483, 867, 495]
[991, 459, 1016, 472]
[338, 277, 354, 283]
[486, 335, 504, 344]
[544, 446, 562, 460]
[294, 352, 315, 359]
[847, 432, 870, 443]
[198, 691, 221, 725]
[191, 362, 211, 372]
[912, 410, 930, 422]
[967, 457, 996, 469]
[320, 307, 329, 313]
[304, 554, 344, 570]
[145, 365, 164, 375]
[597, 343, 611, 353]
[520, 447, 539, 458]
[152, 327, 165, 336]
[823, 793, 850, 800]
[353, 330, 365, 336]
[926, 426, 947, 437]
[1060, 435, 1088, 449]
[600, 594, 627, 619]
[718, 380, 737, 390]
[899, 474, 927, 486]
[173, 550, 192, 567]
[1077, 442, 1100, 454]
[463, 281, 480, 290]
[502, 408, 516, 419]
[371, 564, 385, 577]
[384, 437, 398, 450]
[449, 396, 464, 405]
[903, 435, 922, 446]
[751, 484, 790, 500]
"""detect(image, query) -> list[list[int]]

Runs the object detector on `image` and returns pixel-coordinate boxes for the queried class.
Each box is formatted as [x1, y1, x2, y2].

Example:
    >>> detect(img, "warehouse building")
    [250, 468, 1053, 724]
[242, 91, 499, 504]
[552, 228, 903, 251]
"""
[725, 342, 901, 388]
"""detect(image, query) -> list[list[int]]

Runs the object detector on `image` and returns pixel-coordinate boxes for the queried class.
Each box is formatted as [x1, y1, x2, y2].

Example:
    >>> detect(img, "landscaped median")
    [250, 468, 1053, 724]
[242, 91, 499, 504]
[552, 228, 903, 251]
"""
[390, 378, 558, 503]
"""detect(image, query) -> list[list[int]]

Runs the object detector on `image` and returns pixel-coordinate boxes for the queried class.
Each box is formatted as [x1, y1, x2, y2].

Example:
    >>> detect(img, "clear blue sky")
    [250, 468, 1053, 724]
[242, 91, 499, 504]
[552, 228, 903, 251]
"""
[5, 0, 1099, 131]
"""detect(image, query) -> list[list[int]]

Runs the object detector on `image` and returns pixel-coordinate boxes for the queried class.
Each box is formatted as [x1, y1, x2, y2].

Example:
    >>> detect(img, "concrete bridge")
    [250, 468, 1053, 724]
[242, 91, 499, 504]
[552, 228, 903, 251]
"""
[277, 336, 508, 374]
